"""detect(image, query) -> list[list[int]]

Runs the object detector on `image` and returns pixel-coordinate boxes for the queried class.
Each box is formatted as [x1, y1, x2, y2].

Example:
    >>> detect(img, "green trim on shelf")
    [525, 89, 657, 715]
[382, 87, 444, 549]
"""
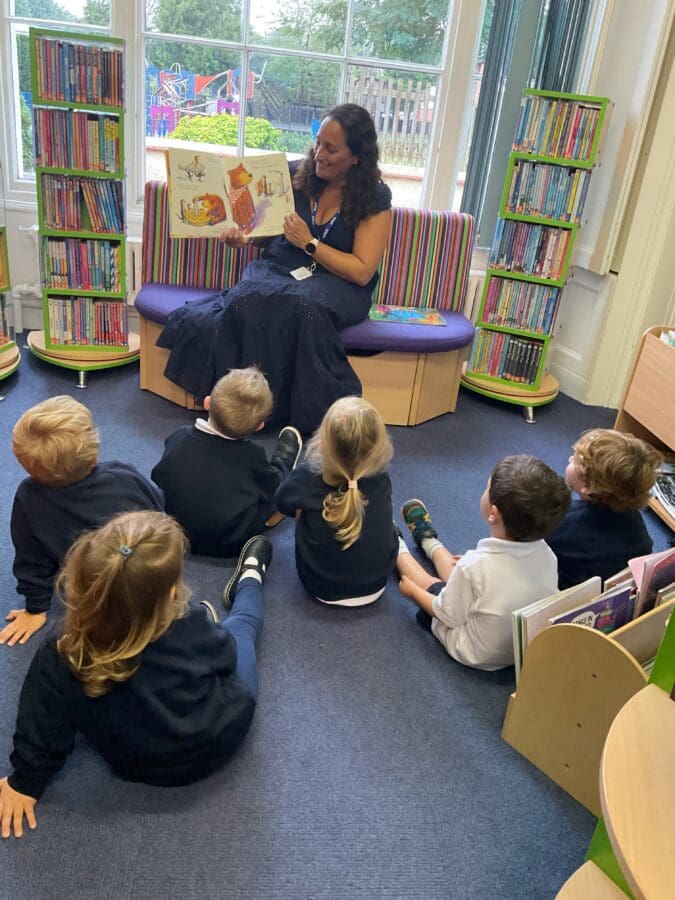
[474, 322, 553, 340]
[35, 166, 123, 180]
[523, 87, 609, 104]
[44, 342, 131, 354]
[483, 267, 567, 288]
[44, 289, 126, 299]
[460, 377, 558, 407]
[0, 227, 10, 293]
[0, 341, 18, 355]
[508, 150, 595, 169]
[41, 228, 124, 240]
[0, 358, 20, 381]
[463, 368, 545, 394]
[29, 26, 124, 45]
[28, 342, 139, 372]
[31, 25, 128, 357]
[500, 211, 578, 230]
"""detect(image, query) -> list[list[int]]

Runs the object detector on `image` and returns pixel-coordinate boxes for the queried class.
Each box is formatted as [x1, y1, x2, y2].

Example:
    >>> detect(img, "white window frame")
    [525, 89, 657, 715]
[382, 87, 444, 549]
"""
[0, 0, 485, 219]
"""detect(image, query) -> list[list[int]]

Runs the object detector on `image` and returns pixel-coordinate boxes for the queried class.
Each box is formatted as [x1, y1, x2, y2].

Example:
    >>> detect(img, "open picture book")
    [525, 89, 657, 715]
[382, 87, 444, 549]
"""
[166, 148, 294, 239]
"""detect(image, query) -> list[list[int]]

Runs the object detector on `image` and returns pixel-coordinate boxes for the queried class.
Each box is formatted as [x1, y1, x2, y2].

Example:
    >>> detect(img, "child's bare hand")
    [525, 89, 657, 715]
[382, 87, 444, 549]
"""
[0, 610, 47, 646]
[220, 226, 249, 248]
[398, 575, 415, 599]
[0, 778, 37, 838]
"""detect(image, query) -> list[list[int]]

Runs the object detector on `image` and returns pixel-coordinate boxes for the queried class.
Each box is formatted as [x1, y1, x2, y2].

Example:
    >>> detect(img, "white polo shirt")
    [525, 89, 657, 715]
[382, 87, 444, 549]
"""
[431, 536, 558, 671]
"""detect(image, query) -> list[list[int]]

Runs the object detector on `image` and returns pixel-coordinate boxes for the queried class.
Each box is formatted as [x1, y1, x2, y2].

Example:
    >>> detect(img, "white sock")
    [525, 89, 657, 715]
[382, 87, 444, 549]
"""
[239, 557, 264, 585]
[421, 537, 443, 561]
[398, 536, 410, 555]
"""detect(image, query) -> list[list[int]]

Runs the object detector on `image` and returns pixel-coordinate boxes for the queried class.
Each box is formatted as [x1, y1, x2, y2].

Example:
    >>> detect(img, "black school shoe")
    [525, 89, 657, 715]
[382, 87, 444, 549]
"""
[271, 426, 303, 471]
[222, 535, 273, 608]
[199, 599, 220, 624]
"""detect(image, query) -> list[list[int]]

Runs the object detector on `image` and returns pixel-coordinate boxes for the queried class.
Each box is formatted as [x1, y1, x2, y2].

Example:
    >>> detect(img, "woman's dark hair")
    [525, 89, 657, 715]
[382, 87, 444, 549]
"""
[294, 103, 383, 227]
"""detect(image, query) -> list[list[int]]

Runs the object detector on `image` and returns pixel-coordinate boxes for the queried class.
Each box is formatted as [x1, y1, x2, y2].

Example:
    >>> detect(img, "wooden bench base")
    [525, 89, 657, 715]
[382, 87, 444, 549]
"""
[139, 316, 468, 425]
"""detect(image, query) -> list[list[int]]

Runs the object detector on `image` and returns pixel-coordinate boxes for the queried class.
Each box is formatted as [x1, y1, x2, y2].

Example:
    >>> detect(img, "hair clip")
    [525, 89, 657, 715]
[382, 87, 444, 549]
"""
[118, 545, 133, 557]
[348, 479, 358, 490]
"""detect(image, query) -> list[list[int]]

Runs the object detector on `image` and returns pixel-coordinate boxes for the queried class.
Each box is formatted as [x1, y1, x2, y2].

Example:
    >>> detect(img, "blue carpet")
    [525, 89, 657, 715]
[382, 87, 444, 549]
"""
[0, 338, 670, 899]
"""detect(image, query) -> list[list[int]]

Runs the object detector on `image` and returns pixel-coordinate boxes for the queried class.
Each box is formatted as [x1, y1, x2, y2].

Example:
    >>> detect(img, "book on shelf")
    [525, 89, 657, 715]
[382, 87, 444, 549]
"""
[47, 296, 128, 347]
[629, 547, 675, 617]
[512, 576, 602, 680]
[42, 237, 121, 292]
[505, 161, 591, 223]
[489, 220, 571, 280]
[651, 462, 675, 519]
[368, 305, 446, 325]
[33, 33, 123, 105]
[166, 149, 294, 239]
[33, 108, 120, 172]
[513, 95, 602, 161]
[547, 584, 634, 632]
[488, 280, 561, 334]
[41, 174, 124, 234]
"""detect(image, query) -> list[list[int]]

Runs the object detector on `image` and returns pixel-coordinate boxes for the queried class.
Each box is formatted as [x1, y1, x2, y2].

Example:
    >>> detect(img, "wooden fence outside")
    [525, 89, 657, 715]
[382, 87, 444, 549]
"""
[345, 74, 435, 167]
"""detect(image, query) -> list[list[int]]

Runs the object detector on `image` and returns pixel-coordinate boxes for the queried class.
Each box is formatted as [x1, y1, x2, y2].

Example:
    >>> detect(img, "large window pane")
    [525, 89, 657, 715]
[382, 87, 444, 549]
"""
[347, 65, 438, 207]
[145, 39, 243, 179]
[14, 30, 35, 177]
[349, 0, 446, 66]
[11, 0, 110, 26]
[245, 53, 340, 153]
[249, 0, 346, 54]
[144, 0, 242, 44]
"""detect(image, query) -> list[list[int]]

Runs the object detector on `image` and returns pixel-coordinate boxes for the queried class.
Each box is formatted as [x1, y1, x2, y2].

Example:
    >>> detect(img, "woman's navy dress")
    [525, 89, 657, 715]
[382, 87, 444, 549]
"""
[157, 172, 392, 434]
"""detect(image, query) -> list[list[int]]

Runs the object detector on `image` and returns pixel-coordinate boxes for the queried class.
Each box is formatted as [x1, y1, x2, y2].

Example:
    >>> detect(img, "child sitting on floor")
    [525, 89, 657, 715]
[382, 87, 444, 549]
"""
[547, 428, 662, 589]
[1, 396, 164, 648]
[0, 511, 273, 838]
[151, 367, 302, 558]
[274, 396, 398, 606]
[397, 455, 570, 671]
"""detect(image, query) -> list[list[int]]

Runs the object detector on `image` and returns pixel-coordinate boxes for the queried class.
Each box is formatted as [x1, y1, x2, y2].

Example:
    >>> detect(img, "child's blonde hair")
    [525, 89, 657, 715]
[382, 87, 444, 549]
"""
[573, 428, 662, 512]
[12, 395, 100, 487]
[306, 396, 393, 549]
[208, 367, 274, 438]
[56, 510, 190, 698]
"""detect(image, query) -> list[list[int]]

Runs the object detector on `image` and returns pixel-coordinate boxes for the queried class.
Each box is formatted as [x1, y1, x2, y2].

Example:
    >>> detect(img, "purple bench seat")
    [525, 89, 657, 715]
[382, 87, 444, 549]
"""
[136, 181, 476, 425]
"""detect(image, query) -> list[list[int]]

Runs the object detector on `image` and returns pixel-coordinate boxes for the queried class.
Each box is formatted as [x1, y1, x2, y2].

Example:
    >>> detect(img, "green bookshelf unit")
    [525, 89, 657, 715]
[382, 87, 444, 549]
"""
[27, 27, 139, 384]
[0, 226, 20, 384]
[462, 89, 611, 419]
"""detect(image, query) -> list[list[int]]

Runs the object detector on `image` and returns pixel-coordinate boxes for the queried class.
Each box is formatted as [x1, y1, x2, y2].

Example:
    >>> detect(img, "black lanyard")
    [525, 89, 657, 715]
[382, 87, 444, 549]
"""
[311, 195, 340, 241]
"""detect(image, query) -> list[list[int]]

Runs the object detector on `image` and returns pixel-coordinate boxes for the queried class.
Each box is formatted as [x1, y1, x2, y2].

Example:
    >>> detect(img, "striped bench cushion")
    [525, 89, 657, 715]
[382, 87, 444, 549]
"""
[141, 181, 474, 312]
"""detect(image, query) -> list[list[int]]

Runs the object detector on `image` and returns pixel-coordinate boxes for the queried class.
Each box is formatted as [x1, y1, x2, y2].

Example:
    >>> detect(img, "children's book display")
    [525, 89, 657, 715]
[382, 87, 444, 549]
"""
[512, 547, 675, 679]
[462, 90, 611, 412]
[166, 149, 294, 239]
[503, 546, 675, 817]
[0, 224, 20, 383]
[28, 27, 140, 380]
[368, 305, 446, 326]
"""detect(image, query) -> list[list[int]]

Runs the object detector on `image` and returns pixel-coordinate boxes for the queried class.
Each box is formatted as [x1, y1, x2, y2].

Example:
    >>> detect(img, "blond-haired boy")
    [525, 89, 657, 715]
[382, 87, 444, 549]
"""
[151, 367, 302, 558]
[547, 428, 662, 589]
[2, 396, 164, 646]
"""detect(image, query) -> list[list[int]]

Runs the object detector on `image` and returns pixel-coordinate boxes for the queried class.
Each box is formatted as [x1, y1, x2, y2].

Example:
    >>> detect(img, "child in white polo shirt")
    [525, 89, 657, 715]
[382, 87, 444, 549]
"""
[396, 455, 570, 671]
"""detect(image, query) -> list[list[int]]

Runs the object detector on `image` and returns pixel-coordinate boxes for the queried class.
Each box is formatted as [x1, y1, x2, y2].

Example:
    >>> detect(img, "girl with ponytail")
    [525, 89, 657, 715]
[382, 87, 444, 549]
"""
[275, 397, 398, 606]
[1, 510, 272, 838]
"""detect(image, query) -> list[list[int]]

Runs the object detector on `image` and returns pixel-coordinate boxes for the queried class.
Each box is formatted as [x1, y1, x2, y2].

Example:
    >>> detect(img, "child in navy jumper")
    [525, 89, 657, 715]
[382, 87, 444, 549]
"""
[1, 396, 164, 648]
[275, 396, 398, 606]
[547, 428, 662, 589]
[151, 367, 302, 558]
[0, 511, 273, 838]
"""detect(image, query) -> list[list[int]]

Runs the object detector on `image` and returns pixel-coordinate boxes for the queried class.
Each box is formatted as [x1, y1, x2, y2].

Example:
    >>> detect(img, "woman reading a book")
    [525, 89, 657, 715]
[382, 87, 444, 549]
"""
[157, 103, 391, 434]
